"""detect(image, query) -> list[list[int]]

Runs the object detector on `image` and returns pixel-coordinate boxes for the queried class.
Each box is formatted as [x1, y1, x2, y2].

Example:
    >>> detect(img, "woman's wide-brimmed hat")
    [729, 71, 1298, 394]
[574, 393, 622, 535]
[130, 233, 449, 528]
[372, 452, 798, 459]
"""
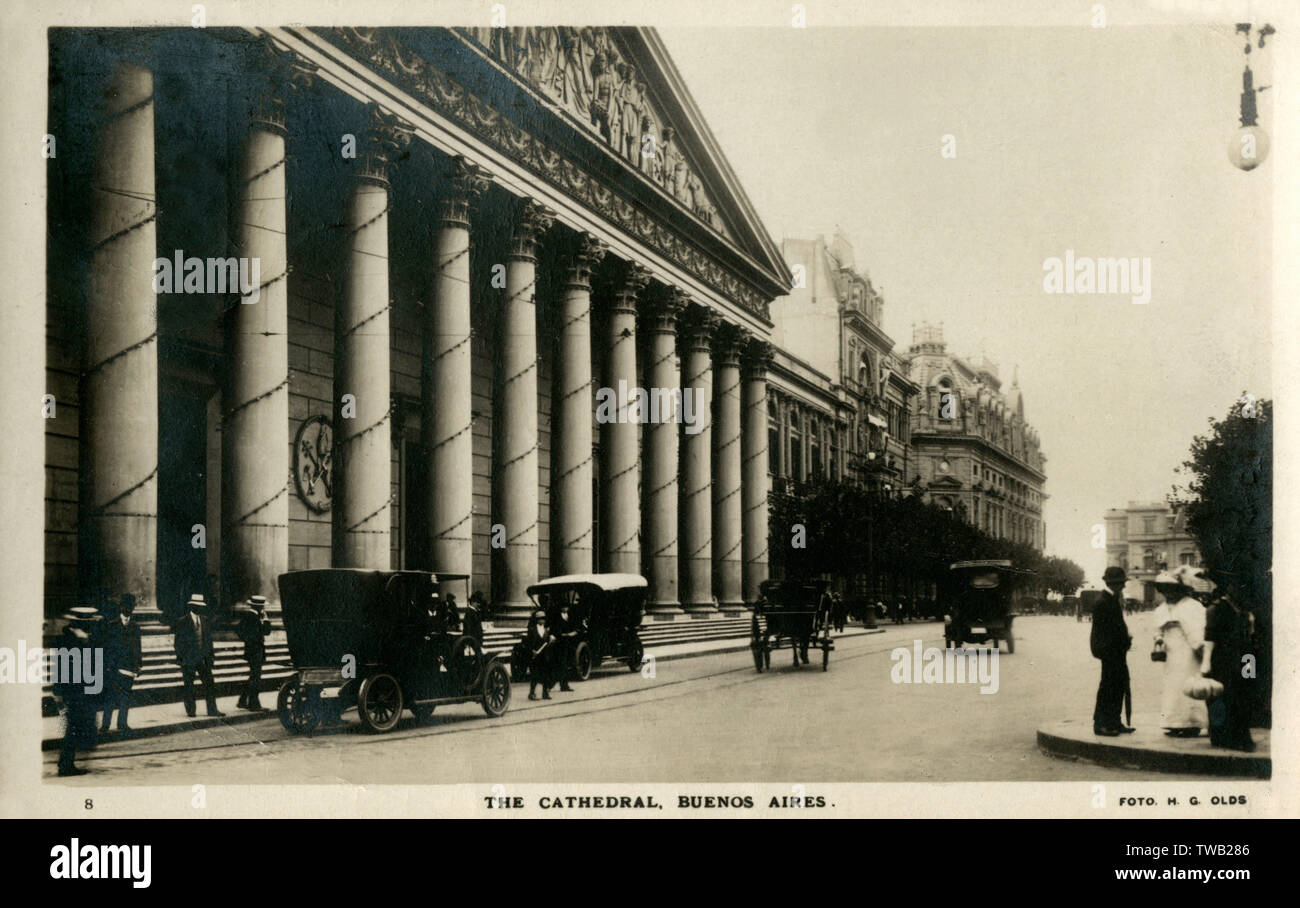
[1153, 570, 1180, 587]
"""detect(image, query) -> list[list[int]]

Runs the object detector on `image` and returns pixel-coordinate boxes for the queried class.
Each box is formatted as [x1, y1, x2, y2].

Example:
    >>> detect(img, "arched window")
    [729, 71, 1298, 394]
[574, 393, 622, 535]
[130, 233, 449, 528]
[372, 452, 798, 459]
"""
[1143, 548, 1155, 570]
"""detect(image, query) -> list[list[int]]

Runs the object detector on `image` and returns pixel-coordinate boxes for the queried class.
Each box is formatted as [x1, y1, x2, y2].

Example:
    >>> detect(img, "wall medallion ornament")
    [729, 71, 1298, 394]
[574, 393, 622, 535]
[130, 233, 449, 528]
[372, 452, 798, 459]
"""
[294, 416, 334, 513]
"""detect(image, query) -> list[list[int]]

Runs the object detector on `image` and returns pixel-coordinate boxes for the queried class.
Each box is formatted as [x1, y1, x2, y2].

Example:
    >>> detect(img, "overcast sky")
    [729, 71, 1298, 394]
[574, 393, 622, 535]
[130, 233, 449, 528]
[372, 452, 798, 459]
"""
[660, 24, 1272, 585]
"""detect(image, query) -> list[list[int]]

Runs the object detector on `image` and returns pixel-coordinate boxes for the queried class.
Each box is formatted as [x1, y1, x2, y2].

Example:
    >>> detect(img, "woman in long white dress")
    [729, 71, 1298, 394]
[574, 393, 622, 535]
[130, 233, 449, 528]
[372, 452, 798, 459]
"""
[1150, 568, 1207, 737]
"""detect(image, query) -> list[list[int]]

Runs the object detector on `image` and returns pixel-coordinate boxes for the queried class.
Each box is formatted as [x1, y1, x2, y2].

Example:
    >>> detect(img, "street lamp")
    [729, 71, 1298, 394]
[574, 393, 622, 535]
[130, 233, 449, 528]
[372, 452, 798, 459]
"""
[1229, 23, 1274, 171]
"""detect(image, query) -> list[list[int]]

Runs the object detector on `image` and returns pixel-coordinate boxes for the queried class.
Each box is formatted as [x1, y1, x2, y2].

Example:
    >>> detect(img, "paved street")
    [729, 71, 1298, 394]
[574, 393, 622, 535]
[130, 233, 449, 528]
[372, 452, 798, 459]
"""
[47, 616, 1217, 784]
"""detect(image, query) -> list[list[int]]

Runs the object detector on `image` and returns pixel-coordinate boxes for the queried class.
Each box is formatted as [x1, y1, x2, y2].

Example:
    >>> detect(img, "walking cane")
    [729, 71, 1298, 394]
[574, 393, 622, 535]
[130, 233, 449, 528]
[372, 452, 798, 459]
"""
[1124, 676, 1132, 729]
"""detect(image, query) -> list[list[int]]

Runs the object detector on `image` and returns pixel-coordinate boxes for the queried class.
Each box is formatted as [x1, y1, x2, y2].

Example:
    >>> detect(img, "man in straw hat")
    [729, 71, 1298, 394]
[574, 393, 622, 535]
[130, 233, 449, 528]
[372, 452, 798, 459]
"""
[55, 607, 101, 776]
[1091, 566, 1134, 736]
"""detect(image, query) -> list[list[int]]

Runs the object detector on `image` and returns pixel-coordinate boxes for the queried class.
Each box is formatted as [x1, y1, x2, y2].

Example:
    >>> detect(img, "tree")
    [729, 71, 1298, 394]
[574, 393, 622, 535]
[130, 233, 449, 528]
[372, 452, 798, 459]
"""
[1170, 395, 1272, 726]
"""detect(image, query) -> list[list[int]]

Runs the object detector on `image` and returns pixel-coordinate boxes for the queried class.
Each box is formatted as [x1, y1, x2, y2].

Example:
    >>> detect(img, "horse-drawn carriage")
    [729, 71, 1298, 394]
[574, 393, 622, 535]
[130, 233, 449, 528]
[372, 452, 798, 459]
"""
[275, 569, 511, 734]
[751, 579, 834, 672]
[943, 560, 1034, 653]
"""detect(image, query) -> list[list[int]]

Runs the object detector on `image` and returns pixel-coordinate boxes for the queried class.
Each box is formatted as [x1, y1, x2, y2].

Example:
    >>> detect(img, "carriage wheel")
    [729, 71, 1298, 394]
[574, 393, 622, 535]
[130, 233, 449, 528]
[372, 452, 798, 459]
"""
[448, 635, 485, 693]
[481, 663, 512, 717]
[357, 674, 403, 733]
[626, 638, 645, 673]
[278, 679, 319, 735]
[573, 641, 593, 681]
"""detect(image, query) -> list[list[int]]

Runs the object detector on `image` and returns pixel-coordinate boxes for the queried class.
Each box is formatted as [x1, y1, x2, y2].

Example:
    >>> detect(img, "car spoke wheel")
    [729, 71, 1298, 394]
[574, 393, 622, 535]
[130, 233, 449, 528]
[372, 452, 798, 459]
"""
[278, 679, 319, 734]
[481, 663, 511, 717]
[573, 641, 593, 682]
[448, 635, 485, 693]
[357, 674, 403, 733]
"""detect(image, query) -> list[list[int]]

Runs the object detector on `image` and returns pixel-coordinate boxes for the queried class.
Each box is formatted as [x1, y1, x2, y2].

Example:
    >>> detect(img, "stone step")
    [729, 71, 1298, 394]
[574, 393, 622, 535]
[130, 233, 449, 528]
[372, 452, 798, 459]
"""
[41, 616, 764, 707]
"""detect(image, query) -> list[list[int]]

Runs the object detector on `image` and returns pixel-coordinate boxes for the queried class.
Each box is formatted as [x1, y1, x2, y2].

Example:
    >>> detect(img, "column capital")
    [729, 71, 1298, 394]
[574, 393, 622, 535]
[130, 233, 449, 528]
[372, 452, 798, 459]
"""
[356, 104, 414, 186]
[601, 260, 652, 315]
[508, 197, 556, 261]
[638, 284, 689, 333]
[559, 231, 608, 289]
[742, 339, 774, 378]
[711, 321, 750, 367]
[248, 37, 318, 135]
[437, 155, 492, 227]
[678, 304, 720, 355]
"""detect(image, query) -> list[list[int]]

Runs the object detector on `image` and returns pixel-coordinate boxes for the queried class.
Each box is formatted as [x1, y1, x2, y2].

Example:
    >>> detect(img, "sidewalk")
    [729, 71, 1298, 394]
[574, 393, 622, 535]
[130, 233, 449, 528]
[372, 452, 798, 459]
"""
[1037, 714, 1270, 778]
[42, 625, 883, 749]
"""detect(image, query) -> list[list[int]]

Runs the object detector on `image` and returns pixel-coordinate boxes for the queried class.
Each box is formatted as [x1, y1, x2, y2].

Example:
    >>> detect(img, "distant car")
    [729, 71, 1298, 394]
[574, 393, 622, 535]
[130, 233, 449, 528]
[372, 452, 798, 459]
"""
[944, 560, 1034, 654]
[275, 569, 510, 734]
[512, 573, 648, 681]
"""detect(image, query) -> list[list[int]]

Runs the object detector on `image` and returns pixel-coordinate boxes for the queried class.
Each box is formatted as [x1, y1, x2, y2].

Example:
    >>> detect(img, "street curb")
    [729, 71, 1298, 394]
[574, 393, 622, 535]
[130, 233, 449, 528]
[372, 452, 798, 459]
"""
[1036, 723, 1270, 778]
[43, 627, 887, 750]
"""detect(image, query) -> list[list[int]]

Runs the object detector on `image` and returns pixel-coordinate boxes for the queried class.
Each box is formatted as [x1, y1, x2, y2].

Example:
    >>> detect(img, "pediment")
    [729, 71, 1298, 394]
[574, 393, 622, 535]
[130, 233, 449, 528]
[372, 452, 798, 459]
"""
[456, 26, 791, 293]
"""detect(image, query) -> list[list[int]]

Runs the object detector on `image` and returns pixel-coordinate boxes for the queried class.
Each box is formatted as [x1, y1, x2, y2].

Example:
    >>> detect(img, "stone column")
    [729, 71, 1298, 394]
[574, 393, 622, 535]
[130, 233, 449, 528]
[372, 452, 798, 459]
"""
[640, 285, 687, 617]
[221, 47, 310, 609]
[597, 261, 650, 575]
[742, 341, 773, 606]
[551, 231, 607, 577]
[423, 156, 490, 575]
[333, 105, 410, 568]
[678, 305, 718, 616]
[493, 198, 555, 621]
[712, 322, 748, 614]
[83, 61, 159, 616]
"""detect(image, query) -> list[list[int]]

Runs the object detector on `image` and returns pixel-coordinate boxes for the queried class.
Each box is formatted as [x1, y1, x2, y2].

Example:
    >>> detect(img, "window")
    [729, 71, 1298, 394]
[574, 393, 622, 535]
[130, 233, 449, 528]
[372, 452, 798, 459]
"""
[789, 411, 803, 483]
[1143, 517, 1155, 535]
[1179, 552, 1197, 566]
[768, 402, 780, 477]
[1143, 548, 1155, 570]
[810, 418, 822, 479]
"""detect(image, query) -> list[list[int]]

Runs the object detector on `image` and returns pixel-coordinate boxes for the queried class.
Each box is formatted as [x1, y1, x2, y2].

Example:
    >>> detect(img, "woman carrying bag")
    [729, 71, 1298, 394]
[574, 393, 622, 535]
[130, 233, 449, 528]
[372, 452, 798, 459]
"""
[1150, 566, 1207, 737]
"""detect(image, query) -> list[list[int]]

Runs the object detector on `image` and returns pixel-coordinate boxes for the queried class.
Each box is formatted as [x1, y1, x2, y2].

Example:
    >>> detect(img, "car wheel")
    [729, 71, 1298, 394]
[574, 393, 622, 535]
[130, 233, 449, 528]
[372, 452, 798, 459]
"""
[573, 641, 593, 681]
[279, 679, 319, 735]
[448, 635, 485, 693]
[626, 638, 645, 673]
[357, 674, 403, 733]
[481, 663, 511, 717]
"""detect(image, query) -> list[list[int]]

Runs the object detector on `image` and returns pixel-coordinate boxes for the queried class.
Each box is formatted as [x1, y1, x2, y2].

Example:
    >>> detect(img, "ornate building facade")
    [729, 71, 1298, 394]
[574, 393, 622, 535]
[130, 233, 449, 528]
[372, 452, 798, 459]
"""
[770, 233, 917, 495]
[903, 323, 1047, 549]
[1104, 501, 1206, 603]
[44, 26, 791, 628]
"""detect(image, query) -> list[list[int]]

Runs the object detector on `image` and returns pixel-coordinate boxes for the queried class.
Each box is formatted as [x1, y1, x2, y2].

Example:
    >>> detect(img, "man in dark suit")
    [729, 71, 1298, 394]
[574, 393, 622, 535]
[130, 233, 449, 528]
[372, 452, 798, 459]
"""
[463, 591, 486, 640]
[551, 604, 581, 692]
[56, 608, 102, 776]
[100, 593, 143, 731]
[234, 595, 272, 711]
[1091, 567, 1134, 736]
[173, 594, 224, 718]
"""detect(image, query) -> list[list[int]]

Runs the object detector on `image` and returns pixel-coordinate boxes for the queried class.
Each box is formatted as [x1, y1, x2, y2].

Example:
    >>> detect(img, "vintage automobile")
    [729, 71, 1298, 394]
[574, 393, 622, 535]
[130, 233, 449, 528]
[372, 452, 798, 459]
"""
[943, 560, 1034, 653]
[751, 578, 834, 672]
[275, 569, 510, 733]
[511, 573, 648, 682]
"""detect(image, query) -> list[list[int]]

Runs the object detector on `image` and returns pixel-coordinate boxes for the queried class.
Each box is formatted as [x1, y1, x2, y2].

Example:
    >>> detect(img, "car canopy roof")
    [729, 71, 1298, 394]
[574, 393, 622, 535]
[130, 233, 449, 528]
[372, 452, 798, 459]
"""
[526, 573, 648, 595]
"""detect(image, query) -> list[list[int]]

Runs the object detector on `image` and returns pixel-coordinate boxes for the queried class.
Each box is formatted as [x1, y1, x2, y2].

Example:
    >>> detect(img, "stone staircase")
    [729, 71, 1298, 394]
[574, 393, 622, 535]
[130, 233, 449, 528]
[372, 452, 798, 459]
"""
[42, 614, 760, 709]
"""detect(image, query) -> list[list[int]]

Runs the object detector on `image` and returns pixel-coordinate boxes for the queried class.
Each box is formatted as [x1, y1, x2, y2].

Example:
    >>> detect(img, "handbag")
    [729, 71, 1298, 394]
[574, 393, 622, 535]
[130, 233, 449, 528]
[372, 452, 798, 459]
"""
[1150, 637, 1166, 662]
